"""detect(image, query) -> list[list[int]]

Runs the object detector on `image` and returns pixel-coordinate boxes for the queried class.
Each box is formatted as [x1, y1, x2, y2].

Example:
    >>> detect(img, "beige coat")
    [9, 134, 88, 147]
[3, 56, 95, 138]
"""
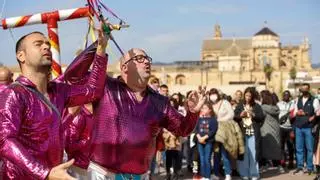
[214, 120, 245, 159]
[162, 128, 182, 151]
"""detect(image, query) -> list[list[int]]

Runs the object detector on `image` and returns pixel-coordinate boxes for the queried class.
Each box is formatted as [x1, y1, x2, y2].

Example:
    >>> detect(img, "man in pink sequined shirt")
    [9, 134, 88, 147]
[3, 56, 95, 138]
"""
[0, 25, 109, 180]
[64, 47, 206, 179]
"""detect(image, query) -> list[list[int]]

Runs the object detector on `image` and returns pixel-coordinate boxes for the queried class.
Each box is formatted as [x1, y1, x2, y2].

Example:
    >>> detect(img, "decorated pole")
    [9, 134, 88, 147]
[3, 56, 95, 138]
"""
[47, 18, 61, 77]
[1, 7, 91, 78]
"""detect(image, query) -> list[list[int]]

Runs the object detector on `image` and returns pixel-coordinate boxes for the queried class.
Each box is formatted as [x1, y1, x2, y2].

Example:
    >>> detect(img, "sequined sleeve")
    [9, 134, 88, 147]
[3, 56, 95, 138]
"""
[0, 88, 50, 180]
[55, 41, 107, 107]
[62, 42, 97, 85]
[161, 100, 199, 137]
[63, 53, 107, 107]
[65, 107, 93, 153]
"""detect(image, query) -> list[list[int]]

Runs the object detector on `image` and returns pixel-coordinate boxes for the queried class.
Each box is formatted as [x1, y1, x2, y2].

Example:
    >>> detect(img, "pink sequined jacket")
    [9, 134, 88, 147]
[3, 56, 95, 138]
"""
[0, 48, 107, 179]
[64, 106, 93, 169]
[63, 53, 199, 175]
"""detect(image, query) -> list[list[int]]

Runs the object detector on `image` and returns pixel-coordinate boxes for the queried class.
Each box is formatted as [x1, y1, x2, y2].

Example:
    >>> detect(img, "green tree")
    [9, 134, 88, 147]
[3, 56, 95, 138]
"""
[263, 63, 274, 88]
[289, 67, 297, 94]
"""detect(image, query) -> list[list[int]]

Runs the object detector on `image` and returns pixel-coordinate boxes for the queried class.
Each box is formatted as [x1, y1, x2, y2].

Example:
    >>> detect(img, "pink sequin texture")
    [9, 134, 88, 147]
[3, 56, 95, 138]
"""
[63, 48, 199, 174]
[89, 77, 199, 174]
[64, 107, 93, 169]
[0, 51, 107, 179]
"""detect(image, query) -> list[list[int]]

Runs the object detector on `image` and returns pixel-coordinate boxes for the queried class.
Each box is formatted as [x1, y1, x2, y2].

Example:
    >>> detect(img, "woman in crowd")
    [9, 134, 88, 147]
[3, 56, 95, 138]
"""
[209, 88, 235, 180]
[260, 90, 282, 172]
[234, 87, 265, 180]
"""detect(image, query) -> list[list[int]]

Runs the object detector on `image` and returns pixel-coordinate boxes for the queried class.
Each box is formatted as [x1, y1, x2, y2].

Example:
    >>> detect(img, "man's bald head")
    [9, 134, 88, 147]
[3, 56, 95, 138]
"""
[119, 48, 148, 67]
[0, 66, 13, 84]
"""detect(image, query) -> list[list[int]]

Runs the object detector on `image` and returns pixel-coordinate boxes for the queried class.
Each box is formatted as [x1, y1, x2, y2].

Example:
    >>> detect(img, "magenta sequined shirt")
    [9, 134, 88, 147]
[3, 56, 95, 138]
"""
[64, 53, 199, 174]
[0, 84, 7, 92]
[62, 50, 199, 174]
[90, 77, 199, 174]
[0, 53, 107, 180]
[64, 107, 93, 169]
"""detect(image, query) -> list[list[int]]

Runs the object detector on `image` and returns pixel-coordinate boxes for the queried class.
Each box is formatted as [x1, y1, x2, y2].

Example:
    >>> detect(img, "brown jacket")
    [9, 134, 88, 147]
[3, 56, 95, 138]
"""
[163, 129, 182, 151]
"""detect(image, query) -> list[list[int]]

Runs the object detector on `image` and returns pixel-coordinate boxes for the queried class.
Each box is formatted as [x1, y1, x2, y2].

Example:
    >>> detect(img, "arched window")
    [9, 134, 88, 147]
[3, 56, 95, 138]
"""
[175, 74, 186, 85]
[166, 75, 173, 85]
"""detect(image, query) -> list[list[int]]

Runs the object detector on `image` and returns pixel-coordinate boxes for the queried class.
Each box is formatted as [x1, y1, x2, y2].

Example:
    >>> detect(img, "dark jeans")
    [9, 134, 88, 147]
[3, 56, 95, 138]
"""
[280, 128, 294, 166]
[187, 146, 196, 166]
[166, 150, 182, 173]
[213, 144, 232, 176]
[198, 143, 213, 178]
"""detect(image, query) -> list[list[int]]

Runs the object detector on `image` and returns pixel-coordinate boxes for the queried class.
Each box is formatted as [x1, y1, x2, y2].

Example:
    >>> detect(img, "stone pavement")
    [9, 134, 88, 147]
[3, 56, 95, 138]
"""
[154, 166, 316, 180]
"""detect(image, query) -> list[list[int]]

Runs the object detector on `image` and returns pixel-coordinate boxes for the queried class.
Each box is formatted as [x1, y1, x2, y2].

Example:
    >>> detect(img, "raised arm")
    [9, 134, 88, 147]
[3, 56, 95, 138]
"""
[60, 42, 97, 84]
[160, 90, 206, 137]
[160, 102, 199, 137]
[63, 25, 109, 107]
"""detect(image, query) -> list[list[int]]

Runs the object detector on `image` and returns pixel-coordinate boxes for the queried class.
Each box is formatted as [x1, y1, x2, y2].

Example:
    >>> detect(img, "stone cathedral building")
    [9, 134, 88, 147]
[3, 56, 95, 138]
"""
[145, 24, 319, 95]
[7, 24, 320, 96]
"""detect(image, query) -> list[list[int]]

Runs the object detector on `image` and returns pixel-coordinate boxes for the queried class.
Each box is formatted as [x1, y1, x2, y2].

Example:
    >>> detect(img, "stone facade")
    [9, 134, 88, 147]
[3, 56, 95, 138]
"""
[146, 25, 319, 95]
[7, 24, 319, 96]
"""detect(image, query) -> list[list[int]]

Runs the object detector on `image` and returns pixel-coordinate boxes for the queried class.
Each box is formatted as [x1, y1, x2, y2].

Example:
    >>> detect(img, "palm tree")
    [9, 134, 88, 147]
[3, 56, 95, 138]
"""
[289, 67, 297, 95]
[263, 63, 273, 89]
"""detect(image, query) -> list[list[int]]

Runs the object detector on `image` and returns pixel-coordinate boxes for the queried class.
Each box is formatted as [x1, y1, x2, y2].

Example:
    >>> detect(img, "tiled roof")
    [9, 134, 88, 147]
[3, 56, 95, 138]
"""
[254, 27, 278, 37]
[202, 38, 252, 51]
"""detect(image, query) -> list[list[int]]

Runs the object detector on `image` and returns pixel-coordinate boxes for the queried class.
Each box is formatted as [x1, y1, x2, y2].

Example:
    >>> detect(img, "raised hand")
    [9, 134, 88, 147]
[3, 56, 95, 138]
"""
[96, 21, 110, 56]
[187, 86, 207, 113]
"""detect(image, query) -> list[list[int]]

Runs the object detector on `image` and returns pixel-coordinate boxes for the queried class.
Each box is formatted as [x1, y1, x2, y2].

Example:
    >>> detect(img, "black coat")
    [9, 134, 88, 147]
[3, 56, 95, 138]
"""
[234, 102, 265, 161]
[313, 116, 320, 153]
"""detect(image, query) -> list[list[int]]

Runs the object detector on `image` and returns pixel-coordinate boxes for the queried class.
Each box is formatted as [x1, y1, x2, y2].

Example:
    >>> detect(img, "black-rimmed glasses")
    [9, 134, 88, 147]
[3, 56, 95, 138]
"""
[124, 55, 152, 65]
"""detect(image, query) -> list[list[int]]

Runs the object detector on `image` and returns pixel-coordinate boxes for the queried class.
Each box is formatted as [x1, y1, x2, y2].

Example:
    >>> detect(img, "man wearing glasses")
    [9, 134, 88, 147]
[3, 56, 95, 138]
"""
[63, 48, 206, 179]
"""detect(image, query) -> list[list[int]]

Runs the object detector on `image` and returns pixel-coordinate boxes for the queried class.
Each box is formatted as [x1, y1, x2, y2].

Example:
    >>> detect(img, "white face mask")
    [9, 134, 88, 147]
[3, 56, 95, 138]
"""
[210, 94, 218, 102]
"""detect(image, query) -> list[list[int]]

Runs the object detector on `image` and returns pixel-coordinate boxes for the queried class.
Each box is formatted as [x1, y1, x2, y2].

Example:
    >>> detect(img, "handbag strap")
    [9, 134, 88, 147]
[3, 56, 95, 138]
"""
[12, 82, 61, 119]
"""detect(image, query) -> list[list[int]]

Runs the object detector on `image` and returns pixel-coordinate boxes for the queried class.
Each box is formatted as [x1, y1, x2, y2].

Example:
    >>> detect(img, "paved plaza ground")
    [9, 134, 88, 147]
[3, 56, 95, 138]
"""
[154, 165, 316, 180]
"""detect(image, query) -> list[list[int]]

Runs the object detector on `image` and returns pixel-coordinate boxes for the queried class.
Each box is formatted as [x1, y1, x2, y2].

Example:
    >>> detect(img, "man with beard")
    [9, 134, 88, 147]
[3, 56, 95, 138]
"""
[0, 24, 108, 180]
[293, 83, 320, 175]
